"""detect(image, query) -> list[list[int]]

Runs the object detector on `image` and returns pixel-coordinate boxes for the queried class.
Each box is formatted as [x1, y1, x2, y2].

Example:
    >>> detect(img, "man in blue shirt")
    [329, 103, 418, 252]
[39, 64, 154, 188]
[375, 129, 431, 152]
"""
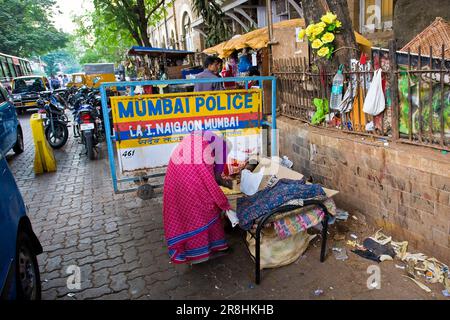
[194, 56, 223, 92]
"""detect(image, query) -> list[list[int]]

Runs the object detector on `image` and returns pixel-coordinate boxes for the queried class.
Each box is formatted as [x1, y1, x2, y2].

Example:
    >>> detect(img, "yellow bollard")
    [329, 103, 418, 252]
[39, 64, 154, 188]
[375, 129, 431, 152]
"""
[30, 113, 57, 174]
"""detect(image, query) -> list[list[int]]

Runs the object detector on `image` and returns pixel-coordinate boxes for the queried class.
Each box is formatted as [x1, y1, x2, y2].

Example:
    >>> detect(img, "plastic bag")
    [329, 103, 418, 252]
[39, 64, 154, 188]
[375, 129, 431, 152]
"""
[238, 55, 251, 73]
[363, 69, 385, 116]
[240, 168, 265, 196]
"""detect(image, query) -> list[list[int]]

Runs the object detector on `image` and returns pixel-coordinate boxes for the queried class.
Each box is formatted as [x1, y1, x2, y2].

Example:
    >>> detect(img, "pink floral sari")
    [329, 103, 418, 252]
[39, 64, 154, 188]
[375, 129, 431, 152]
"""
[163, 131, 231, 264]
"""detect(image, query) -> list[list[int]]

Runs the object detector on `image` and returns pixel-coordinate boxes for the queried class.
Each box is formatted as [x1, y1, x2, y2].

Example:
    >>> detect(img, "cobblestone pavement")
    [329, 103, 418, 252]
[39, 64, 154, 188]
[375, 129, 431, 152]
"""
[5, 112, 445, 300]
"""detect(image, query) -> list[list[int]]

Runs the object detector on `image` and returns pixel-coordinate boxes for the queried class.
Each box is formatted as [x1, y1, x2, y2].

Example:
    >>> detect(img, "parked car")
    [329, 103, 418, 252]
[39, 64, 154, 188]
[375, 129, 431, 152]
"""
[11, 76, 51, 113]
[0, 152, 43, 300]
[0, 84, 24, 156]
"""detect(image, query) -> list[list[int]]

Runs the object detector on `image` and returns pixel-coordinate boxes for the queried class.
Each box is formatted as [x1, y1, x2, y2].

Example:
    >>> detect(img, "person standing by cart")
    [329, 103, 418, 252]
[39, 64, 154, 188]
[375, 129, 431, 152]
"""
[194, 56, 223, 92]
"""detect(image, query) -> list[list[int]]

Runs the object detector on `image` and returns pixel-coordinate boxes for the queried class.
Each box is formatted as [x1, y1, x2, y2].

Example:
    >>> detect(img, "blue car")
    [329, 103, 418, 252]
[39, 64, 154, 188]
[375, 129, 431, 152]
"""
[0, 84, 24, 156]
[0, 86, 42, 300]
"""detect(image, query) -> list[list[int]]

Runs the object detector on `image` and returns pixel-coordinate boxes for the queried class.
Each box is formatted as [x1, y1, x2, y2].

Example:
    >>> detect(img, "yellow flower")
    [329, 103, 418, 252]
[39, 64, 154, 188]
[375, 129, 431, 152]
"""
[298, 28, 306, 40]
[321, 12, 337, 24]
[336, 20, 342, 28]
[305, 24, 315, 37]
[321, 32, 335, 44]
[311, 39, 323, 49]
[317, 46, 330, 57]
[312, 26, 325, 37]
[317, 22, 327, 28]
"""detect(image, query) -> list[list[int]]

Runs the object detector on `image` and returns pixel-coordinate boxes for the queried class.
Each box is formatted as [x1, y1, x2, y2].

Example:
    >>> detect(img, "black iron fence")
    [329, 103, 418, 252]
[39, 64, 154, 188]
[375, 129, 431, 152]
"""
[274, 41, 450, 151]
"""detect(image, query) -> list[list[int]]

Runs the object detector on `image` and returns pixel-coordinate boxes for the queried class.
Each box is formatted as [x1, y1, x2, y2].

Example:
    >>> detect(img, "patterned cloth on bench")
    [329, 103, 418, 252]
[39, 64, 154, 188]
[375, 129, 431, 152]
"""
[272, 198, 337, 240]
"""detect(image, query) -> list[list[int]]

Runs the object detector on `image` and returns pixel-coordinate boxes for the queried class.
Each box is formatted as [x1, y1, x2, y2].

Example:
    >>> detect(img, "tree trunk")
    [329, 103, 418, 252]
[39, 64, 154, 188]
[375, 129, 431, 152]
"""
[302, 0, 359, 71]
[137, 0, 151, 47]
[327, 0, 358, 65]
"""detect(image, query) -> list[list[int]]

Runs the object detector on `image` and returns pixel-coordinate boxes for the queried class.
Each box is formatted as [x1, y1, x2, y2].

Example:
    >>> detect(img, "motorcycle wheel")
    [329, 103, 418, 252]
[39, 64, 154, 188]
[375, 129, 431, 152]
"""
[85, 132, 96, 160]
[45, 122, 69, 149]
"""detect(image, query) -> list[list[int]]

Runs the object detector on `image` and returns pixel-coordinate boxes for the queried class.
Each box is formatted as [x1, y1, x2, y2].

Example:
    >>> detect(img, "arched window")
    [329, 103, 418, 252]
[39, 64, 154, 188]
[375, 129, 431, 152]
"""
[182, 12, 194, 51]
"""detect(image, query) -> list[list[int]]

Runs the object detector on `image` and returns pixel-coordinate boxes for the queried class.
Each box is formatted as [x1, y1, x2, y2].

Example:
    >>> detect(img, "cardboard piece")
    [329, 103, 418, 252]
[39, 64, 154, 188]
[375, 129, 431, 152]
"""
[253, 156, 339, 198]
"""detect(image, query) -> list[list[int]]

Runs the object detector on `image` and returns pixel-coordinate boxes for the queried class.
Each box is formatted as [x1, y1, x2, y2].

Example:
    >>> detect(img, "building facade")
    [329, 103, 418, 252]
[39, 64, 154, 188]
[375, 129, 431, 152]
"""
[147, 0, 395, 53]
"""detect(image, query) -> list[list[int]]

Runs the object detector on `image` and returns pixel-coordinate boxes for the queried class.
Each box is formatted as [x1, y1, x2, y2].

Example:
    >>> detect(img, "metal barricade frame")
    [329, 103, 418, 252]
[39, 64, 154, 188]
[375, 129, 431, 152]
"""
[100, 76, 278, 194]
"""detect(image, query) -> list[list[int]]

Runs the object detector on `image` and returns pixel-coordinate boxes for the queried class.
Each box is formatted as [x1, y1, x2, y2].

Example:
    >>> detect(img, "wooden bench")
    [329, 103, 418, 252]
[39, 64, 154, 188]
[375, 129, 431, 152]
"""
[226, 191, 332, 284]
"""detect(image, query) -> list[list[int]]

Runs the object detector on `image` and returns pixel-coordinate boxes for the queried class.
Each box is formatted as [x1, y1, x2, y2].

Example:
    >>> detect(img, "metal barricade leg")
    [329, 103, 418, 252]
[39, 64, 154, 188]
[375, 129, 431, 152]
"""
[255, 227, 261, 285]
[320, 212, 330, 263]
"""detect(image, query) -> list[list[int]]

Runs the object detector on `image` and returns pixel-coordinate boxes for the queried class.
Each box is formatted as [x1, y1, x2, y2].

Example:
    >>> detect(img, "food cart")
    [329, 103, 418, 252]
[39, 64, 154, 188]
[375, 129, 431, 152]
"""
[126, 46, 203, 93]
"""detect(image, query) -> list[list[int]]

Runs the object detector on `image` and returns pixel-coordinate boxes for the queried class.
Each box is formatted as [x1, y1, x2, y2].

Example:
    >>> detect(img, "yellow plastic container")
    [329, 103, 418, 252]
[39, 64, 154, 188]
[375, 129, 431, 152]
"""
[30, 114, 57, 174]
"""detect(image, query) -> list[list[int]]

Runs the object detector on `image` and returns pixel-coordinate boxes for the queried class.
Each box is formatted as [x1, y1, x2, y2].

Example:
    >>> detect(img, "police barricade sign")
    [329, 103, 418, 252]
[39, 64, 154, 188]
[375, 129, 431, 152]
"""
[109, 89, 262, 173]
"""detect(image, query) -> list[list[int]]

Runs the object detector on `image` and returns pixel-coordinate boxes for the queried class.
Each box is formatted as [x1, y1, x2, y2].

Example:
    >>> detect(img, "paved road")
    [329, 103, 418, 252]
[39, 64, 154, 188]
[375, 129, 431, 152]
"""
[5, 112, 444, 300]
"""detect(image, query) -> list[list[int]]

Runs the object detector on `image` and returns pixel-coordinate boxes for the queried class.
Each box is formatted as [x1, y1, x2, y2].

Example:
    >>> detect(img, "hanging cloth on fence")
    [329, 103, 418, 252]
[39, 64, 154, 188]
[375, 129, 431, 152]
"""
[336, 85, 355, 113]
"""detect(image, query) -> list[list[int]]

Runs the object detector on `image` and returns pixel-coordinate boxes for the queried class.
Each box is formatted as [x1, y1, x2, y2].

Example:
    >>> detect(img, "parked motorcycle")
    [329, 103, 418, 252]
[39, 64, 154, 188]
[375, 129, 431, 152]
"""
[37, 92, 69, 149]
[72, 86, 105, 160]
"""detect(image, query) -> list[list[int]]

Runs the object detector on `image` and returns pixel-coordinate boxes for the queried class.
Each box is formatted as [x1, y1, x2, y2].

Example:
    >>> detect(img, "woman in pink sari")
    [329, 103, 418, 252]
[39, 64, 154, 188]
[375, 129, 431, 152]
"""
[163, 131, 232, 264]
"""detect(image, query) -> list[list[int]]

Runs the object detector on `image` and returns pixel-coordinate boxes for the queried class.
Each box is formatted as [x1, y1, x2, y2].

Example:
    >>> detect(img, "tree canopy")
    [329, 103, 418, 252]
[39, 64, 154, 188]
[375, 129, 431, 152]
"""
[72, 7, 136, 64]
[72, 0, 169, 64]
[0, 0, 68, 57]
[93, 0, 167, 47]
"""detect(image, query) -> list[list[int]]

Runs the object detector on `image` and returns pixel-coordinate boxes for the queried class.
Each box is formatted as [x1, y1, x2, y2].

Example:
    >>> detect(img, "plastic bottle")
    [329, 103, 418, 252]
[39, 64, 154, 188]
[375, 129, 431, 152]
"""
[330, 65, 344, 110]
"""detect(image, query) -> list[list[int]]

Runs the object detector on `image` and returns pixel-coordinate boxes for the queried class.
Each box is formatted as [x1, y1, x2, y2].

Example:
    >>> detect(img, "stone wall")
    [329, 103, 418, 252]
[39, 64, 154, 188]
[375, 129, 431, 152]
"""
[276, 116, 450, 263]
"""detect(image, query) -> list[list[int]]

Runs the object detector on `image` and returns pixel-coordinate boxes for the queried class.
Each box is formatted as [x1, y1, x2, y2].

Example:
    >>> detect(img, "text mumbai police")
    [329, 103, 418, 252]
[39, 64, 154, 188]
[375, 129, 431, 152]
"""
[118, 93, 254, 118]
[113, 92, 260, 140]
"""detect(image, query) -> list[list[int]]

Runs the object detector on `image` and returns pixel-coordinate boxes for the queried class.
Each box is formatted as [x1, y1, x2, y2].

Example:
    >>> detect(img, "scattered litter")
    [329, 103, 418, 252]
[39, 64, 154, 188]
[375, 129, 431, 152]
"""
[351, 238, 396, 263]
[329, 287, 334, 290]
[333, 248, 348, 261]
[346, 240, 363, 249]
[335, 209, 349, 221]
[366, 238, 395, 259]
[67, 293, 76, 298]
[442, 151, 448, 155]
[352, 215, 358, 221]
[403, 276, 432, 293]
[280, 156, 294, 168]
[379, 255, 394, 262]
[314, 289, 324, 296]
[215, 285, 220, 290]
[370, 230, 392, 245]
[44, 279, 49, 282]
[365, 229, 450, 294]
[406, 260, 416, 278]
[442, 290, 450, 297]
[248, 284, 255, 289]
[350, 234, 358, 240]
